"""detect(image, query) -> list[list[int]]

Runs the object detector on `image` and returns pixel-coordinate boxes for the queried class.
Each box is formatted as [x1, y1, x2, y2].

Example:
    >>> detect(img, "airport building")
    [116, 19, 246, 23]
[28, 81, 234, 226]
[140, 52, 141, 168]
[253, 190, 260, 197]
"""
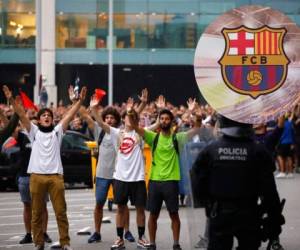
[0, 0, 299, 105]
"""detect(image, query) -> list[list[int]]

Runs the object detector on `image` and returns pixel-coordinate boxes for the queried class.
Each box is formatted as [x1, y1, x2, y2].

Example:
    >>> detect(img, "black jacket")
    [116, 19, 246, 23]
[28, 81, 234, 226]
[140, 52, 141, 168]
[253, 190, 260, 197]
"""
[191, 135, 282, 223]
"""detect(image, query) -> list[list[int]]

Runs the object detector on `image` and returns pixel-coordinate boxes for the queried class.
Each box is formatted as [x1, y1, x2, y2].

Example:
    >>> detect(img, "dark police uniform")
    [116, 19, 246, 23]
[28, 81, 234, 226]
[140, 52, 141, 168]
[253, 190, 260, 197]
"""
[191, 127, 283, 250]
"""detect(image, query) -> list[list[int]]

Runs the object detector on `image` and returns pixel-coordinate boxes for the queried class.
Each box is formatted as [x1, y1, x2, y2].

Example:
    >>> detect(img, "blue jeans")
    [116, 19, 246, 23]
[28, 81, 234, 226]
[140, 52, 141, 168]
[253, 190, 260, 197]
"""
[95, 177, 113, 205]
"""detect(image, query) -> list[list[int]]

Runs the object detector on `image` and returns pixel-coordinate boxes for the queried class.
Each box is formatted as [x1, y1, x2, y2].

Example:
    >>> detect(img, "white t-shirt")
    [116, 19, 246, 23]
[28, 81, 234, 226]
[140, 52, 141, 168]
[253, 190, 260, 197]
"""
[93, 123, 116, 179]
[110, 127, 145, 182]
[27, 123, 64, 174]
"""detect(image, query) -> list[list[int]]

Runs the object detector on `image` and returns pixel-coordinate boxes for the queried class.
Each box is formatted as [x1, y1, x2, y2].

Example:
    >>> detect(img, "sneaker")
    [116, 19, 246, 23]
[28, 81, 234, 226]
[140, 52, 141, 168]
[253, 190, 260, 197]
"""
[35, 245, 44, 250]
[286, 173, 294, 178]
[111, 237, 125, 250]
[124, 231, 135, 242]
[62, 245, 73, 250]
[148, 244, 156, 250]
[88, 232, 101, 243]
[173, 244, 182, 250]
[19, 233, 33, 244]
[44, 232, 52, 243]
[194, 236, 208, 248]
[275, 172, 286, 178]
[137, 235, 150, 249]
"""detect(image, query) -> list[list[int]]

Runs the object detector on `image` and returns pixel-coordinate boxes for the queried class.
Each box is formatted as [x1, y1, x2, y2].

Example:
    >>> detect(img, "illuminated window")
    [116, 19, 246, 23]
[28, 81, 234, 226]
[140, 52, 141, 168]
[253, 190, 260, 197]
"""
[0, 0, 35, 48]
[56, 14, 96, 48]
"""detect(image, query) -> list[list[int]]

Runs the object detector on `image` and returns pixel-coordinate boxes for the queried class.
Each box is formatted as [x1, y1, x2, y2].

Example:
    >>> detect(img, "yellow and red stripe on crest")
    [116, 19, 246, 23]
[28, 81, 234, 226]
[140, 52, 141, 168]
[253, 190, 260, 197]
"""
[255, 31, 280, 55]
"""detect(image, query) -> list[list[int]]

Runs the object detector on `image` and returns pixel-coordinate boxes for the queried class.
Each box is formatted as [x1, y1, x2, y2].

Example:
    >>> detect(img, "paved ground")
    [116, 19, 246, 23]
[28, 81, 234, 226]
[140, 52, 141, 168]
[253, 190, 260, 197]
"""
[0, 174, 299, 250]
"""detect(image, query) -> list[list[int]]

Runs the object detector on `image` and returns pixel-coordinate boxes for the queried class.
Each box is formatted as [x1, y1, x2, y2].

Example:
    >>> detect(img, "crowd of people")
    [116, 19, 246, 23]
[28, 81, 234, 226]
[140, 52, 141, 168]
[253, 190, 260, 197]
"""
[0, 85, 300, 250]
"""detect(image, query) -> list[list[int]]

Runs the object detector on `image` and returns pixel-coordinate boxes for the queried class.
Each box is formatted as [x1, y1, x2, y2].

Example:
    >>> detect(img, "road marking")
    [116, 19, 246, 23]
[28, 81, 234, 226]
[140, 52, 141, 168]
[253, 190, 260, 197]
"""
[83, 206, 94, 210]
[0, 197, 94, 206]
[0, 204, 95, 211]
[0, 243, 24, 248]
[0, 227, 85, 236]
[6, 236, 22, 241]
[0, 218, 94, 227]
[0, 211, 97, 219]
[0, 215, 22, 219]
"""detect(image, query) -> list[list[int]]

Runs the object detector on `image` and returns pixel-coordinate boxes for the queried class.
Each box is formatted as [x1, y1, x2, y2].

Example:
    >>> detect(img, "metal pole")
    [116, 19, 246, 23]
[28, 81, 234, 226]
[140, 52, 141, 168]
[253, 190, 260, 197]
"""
[35, 0, 41, 102]
[108, 0, 113, 105]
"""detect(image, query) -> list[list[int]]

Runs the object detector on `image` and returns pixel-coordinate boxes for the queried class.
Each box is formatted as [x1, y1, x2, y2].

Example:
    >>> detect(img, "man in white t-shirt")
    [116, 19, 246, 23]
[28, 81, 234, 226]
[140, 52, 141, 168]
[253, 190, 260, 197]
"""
[3, 85, 86, 250]
[78, 105, 135, 244]
[90, 96, 150, 250]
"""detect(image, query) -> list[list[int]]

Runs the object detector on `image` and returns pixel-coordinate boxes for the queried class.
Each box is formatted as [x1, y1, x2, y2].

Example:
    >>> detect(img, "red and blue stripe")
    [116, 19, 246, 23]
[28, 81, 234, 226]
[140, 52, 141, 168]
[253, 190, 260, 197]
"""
[225, 65, 283, 91]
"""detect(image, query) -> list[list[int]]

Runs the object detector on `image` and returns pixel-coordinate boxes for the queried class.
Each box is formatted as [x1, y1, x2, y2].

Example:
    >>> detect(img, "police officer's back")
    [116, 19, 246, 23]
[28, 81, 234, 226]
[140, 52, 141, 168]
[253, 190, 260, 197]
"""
[191, 115, 283, 250]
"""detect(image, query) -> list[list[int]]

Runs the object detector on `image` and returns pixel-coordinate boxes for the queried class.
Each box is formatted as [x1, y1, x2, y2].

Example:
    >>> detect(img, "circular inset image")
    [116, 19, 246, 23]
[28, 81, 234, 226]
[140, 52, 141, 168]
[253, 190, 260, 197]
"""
[194, 5, 300, 124]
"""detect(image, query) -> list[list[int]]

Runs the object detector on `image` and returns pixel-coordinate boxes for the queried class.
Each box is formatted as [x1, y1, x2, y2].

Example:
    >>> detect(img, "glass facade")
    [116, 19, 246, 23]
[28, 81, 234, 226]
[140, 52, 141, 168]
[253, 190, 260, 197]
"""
[0, 0, 35, 48]
[0, 0, 300, 63]
[56, 11, 200, 49]
[55, 0, 300, 50]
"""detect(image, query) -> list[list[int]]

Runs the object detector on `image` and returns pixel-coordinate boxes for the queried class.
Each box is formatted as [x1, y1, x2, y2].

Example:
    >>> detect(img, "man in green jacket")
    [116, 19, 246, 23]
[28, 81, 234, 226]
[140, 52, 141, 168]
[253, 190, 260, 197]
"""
[129, 108, 201, 250]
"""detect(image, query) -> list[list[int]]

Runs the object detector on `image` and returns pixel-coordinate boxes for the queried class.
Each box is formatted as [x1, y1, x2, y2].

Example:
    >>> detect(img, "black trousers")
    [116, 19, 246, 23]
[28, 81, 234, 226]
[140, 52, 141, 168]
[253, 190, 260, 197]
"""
[207, 204, 261, 250]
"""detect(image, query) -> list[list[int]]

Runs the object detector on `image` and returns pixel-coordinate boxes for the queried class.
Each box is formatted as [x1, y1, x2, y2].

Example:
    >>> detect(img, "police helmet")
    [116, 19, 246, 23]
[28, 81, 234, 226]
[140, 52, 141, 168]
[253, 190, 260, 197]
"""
[218, 114, 253, 138]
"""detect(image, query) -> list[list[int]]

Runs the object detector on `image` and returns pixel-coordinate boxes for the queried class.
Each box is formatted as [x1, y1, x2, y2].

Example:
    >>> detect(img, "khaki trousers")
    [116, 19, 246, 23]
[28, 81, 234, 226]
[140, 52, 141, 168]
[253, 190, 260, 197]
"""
[30, 174, 70, 246]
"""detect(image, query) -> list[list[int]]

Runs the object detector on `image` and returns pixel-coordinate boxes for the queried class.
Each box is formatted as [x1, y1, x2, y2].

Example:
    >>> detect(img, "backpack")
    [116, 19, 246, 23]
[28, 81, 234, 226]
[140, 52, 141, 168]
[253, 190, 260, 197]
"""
[152, 133, 179, 155]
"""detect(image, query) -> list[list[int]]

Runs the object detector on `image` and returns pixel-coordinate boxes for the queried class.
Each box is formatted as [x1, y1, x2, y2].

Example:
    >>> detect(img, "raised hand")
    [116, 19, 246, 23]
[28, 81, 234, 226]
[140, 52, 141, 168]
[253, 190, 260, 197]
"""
[187, 98, 197, 112]
[155, 95, 166, 109]
[138, 88, 148, 103]
[3, 85, 13, 100]
[68, 85, 77, 103]
[126, 97, 134, 111]
[3, 85, 31, 132]
[79, 86, 87, 102]
[90, 94, 99, 108]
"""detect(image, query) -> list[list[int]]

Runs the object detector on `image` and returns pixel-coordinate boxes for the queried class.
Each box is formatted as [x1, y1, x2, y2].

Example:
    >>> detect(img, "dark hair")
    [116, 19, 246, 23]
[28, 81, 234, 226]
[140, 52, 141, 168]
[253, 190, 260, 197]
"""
[159, 109, 174, 121]
[37, 108, 53, 120]
[30, 116, 38, 121]
[121, 109, 139, 123]
[101, 106, 121, 127]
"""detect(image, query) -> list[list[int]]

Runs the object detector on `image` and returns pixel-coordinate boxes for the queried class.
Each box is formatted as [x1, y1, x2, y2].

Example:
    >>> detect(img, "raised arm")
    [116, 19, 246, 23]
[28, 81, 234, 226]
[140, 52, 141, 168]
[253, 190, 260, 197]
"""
[155, 95, 166, 112]
[0, 108, 9, 127]
[146, 116, 159, 131]
[69, 85, 95, 131]
[2, 85, 30, 132]
[90, 94, 110, 134]
[60, 86, 87, 132]
[185, 98, 202, 139]
[186, 114, 202, 140]
[79, 106, 95, 131]
[127, 108, 145, 137]
[0, 113, 19, 146]
[136, 88, 148, 114]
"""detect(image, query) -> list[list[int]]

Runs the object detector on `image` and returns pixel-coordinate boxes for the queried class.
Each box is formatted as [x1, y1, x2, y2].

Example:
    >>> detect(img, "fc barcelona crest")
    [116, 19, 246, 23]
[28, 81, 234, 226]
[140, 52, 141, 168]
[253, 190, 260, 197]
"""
[218, 26, 290, 99]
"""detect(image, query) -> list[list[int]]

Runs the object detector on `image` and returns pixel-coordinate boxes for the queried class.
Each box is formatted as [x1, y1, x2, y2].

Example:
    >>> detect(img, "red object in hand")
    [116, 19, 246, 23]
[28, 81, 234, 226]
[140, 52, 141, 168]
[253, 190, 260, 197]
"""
[95, 89, 106, 102]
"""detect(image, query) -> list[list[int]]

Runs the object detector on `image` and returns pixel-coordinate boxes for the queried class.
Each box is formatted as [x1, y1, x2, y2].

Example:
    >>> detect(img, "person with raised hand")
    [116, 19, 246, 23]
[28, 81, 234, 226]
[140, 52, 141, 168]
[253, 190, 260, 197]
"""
[3, 85, 86, 250]
[127, 103, 202, 250]
[0, 96, 19, 147]
[90, 89, 150, 250]
[68, 85, 136, 244]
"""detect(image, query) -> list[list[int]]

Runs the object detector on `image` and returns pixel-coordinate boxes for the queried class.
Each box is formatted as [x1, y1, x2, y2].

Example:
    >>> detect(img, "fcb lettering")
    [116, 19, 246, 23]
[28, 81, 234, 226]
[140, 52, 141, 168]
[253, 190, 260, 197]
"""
[219, 25, 290, 99]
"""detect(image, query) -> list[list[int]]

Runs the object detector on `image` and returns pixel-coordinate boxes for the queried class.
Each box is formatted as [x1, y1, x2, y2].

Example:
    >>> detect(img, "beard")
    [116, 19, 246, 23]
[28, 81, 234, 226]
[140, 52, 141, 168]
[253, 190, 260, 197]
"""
[160, 123, 172, 132]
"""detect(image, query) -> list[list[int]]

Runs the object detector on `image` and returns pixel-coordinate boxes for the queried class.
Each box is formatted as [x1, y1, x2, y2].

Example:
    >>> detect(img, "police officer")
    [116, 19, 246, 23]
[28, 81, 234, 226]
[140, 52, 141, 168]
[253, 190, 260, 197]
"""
[191, 115, 284, 250]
